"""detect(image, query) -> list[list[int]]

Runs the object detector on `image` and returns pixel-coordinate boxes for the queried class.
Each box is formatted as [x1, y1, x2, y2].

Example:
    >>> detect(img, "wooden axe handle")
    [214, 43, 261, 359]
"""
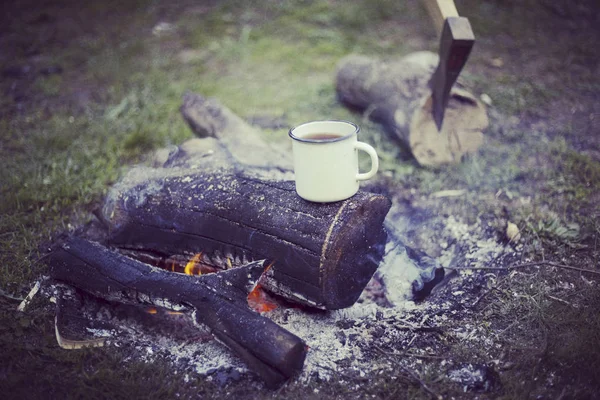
[422, 0, 459, 34]
[422, 0, 474, 130]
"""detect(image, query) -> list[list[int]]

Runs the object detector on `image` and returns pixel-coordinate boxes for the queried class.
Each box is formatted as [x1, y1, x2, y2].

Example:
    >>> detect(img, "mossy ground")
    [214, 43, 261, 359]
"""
[1, 0, 599, 398]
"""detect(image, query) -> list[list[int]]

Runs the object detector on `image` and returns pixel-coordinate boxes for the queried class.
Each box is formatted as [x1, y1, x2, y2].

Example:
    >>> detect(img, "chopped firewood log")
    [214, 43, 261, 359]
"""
[47, 237, 307, 388]
[180, 92, 292, 172]
[102, 170, 391, 310]
[336, 52, 489, 166]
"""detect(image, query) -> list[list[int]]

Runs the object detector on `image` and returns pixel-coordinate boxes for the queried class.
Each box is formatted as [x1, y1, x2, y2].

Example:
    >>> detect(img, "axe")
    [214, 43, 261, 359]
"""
[423, 0, 475, 130]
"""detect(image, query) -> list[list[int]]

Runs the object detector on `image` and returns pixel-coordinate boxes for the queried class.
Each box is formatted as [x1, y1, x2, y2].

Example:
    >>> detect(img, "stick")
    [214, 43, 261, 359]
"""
[393, 324, 444, 333]
[545, 293, 574, 307]
[17, 280, 42, 312]
[447, 261, 600, 276]
[0, 288, 24, 302]
[381, 316, 445, 333]
[403, 352, 447, 360]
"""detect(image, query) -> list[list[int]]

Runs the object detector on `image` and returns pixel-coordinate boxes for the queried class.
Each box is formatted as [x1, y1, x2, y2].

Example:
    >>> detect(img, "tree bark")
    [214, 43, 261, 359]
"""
[336, 52, 489, 166]
[102, 170, 391, 310]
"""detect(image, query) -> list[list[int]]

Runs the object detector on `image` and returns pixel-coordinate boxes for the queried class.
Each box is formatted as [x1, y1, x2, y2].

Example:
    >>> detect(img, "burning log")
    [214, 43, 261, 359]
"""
[47, 237, 307, 388]
[336, 52, 489, 166]
[102, 170, 391, 310]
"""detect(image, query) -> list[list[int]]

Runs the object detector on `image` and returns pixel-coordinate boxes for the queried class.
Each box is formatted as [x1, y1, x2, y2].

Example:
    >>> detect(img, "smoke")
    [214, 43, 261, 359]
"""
[376, 222, 444, 305]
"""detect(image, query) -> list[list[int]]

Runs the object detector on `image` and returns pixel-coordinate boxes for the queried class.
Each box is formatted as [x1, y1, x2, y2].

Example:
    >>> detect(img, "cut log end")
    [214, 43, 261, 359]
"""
[321, 194, 390, 308]
[410, 89, 488, 166]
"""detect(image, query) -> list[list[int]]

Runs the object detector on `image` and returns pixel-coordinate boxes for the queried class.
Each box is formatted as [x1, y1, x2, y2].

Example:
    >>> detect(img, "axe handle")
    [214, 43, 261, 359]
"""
[422, 0, 459, 34]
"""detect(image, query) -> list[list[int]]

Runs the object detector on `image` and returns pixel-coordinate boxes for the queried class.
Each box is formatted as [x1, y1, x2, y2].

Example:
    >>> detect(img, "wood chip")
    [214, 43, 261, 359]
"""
[431, 189, 467, 198]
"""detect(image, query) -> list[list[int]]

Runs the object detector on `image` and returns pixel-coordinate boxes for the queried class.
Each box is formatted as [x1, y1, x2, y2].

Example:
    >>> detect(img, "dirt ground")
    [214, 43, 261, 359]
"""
[1, 0, 599, 399]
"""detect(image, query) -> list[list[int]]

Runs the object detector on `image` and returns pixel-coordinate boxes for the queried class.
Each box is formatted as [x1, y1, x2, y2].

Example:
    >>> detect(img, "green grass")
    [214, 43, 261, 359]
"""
[473, 268, 600, 399]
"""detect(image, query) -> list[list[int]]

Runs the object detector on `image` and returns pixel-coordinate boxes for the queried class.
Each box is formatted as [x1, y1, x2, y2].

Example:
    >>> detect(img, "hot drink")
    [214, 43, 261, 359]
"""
[289, 120, 379, 203]
[302, 133, 344, 141]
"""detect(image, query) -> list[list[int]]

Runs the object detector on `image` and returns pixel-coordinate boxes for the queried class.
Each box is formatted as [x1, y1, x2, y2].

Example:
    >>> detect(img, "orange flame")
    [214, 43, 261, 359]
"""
[264, 260, 275, 273]
[247, 260, 278, 313]
[146, 307, 184, 316]
[248, 284, 278, 313]
[184, 253, 203, 276]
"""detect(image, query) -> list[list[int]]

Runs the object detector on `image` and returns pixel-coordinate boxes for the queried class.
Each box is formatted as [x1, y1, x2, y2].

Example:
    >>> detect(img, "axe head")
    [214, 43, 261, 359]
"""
[430, 16, 475, 130]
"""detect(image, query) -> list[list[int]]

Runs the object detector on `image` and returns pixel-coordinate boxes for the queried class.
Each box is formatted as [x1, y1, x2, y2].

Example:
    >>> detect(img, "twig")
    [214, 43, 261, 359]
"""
[17, 280, 42, 312]
[516, 261, 600, 275]
[545, 293, 574, 307]
[313, 363, 369, 382]
[375, 345, 442, 400]
[498, 320, 520, 337]
[403, 351, 447, 360]
[471, 287, 494, 307]
[446, 261, 600, 276]
[33, 251, 53, 264]
[0, 288, 24, 301]
[405, 334, 417, 350]
[395, 324, 444, 333]
[474, 273, 515, 308]
[382, 317, 445, 333]
[431, 189, 466, 198]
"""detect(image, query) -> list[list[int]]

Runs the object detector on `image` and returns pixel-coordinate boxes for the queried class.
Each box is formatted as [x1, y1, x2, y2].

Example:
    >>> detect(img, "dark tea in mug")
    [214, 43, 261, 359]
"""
[302, 133, 344, 141]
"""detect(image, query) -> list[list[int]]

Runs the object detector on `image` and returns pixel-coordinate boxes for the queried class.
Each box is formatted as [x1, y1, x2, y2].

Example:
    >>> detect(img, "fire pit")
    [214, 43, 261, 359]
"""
[41, 92, 445, 388]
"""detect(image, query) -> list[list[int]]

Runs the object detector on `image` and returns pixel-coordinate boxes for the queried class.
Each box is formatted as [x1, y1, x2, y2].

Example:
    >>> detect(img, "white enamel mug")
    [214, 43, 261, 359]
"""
[289, 120, 379, 203]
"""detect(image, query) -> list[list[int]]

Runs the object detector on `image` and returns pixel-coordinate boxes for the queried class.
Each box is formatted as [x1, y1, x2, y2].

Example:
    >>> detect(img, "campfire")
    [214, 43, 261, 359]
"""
[39, 57, 485, 387]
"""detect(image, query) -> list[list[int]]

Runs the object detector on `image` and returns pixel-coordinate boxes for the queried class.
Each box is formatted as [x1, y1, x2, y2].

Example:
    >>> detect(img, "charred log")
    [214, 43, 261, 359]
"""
[103, 170, 391, 310]
[336, 52, 489, 166]
[47, 237, 307, 388]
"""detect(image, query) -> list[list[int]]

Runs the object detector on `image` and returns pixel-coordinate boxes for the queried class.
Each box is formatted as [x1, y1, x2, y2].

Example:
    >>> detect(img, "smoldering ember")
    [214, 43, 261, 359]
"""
[28, 83, 502, 393]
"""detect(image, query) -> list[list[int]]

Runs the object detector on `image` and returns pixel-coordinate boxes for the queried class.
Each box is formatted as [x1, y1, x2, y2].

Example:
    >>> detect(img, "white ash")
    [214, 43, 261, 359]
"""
[97, 312, 247, 376]
[376, 241, 425, 305]
[447, 363, 497, 392]
[438, 215, 512, 269]
[72, 213, 515, 386]
[268, 302, 386, 382]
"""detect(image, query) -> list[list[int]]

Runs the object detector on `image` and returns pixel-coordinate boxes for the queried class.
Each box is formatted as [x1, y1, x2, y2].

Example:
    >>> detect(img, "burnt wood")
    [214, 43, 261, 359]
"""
[47, 237, 307, 388]
[102, 170, 391, 310]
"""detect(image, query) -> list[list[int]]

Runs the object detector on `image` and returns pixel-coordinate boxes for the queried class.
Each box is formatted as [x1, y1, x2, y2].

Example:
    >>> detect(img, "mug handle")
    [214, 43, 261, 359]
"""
[355, 141, 379, 181]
